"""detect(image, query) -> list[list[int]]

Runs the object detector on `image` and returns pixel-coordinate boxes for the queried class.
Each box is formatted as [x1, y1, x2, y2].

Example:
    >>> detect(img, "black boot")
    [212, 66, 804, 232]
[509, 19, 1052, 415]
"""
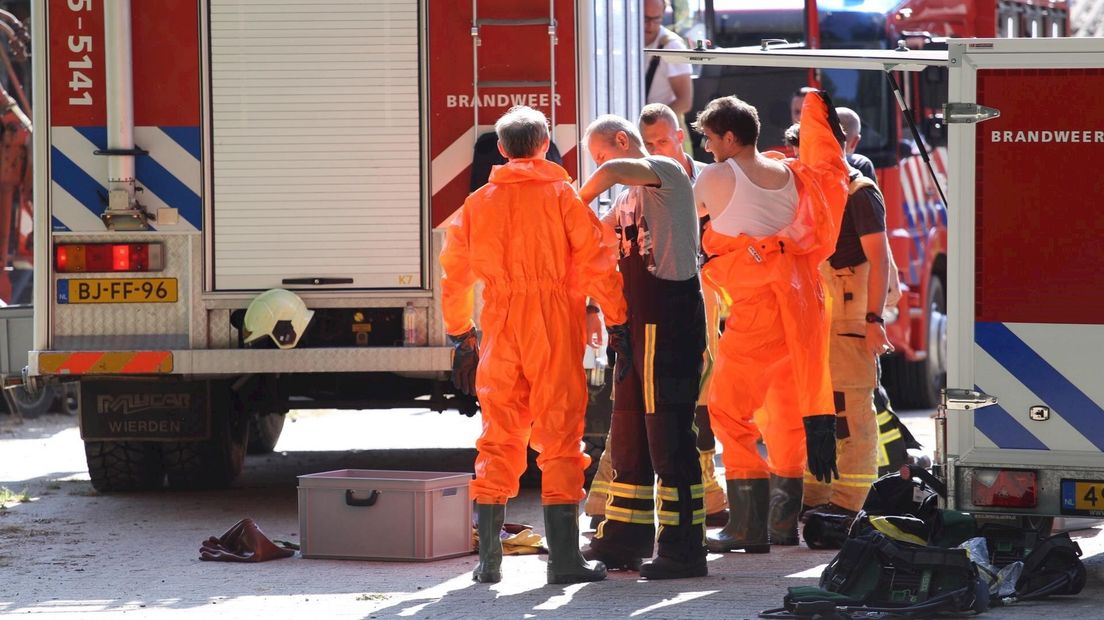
[639, 555, 708, 580]
[581, 544, 642, 571]
[473, 503, 505, 583]
[768, 475, 803, 546]
[544, 504, 607, 584]
[706, 479, 770, 553]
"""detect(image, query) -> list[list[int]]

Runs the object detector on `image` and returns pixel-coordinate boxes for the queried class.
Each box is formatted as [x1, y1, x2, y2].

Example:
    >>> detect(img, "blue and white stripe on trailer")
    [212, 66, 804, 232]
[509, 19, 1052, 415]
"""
[49, 125, 202, 232]
[973, 321, 1104, 453]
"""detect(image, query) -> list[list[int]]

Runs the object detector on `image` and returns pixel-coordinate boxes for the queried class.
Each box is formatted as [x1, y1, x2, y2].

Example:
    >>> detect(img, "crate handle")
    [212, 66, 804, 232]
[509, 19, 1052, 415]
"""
[345, 489, 380, 507]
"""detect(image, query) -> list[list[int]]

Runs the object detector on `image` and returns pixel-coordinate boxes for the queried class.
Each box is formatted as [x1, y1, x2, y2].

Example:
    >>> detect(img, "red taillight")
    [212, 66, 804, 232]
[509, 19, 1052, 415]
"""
[113, 244, 130, 271]
[54, 243, 163, 273]
[972, 469, 1038, 508]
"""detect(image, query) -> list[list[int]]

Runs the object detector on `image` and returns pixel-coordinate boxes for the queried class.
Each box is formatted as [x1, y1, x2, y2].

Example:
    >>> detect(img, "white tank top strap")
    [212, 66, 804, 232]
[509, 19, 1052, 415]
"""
[711, 160, 798, 239]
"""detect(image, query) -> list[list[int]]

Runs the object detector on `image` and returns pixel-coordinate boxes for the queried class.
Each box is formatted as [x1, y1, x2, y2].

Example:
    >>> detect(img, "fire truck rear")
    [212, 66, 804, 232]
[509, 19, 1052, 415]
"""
[685, 0, 1069, 408]
[30, 0, 641, 491]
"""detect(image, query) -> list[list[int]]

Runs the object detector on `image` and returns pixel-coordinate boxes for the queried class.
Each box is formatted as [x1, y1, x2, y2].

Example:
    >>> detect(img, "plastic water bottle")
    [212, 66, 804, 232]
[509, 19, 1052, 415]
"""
[403, 302, 418, 346]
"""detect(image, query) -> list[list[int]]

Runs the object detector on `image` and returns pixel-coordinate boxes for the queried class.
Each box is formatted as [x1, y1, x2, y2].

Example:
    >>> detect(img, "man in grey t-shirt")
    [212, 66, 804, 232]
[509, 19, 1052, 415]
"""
[576, 114, 707, 580]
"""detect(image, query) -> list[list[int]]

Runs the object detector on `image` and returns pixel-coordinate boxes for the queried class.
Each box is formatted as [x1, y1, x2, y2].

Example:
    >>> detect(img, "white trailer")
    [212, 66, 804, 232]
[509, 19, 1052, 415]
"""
[654, 37, 1104, 524]
[30, 0, 641, 491]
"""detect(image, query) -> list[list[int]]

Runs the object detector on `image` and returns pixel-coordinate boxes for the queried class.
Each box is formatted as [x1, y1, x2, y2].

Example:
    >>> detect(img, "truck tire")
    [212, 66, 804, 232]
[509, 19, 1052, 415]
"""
[6, 383, 55, 418]
[247, 412, 286, 454]
[886, 276, 947, 409]
[163, 385, 248, 489]
[84, 441, 165, 492]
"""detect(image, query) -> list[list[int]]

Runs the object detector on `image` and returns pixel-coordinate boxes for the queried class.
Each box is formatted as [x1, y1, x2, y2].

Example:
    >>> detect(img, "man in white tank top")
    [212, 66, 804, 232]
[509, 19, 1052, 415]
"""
[691, 93, 849, 554]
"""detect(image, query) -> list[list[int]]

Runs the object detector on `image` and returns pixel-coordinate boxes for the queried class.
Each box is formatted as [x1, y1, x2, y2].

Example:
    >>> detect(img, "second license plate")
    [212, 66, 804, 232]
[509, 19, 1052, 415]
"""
[1060, 479, 1104, 516]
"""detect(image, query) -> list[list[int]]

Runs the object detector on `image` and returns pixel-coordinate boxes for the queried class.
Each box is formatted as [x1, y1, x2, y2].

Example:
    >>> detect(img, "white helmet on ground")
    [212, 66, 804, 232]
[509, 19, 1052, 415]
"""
[242, 288, 315, 349]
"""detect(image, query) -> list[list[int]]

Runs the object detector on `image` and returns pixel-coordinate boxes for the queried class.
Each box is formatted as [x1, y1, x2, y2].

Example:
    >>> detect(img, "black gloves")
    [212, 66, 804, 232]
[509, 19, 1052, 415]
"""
[804, 414, 839, 483]
[606, 323, 633, 382]
[447, 328, 479, 396]
[817, 90, 848, 147]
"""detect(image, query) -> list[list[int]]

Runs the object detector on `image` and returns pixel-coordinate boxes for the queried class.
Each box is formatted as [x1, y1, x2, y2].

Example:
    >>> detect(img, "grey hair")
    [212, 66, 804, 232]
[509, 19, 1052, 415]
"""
[836, 107, 861, 139]
[584, 114, 643, 149]
[495, 106, 550, 158]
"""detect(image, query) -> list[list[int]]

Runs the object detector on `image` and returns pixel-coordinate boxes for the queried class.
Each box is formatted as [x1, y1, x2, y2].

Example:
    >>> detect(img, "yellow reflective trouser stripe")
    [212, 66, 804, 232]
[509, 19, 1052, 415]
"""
[880, 429, 903, 444]
[644, 323, 657, 414]
[657, 486, 677, 502]
[590, 480, 611, 495]
[608, 482, 654, 500]
[877, 411, 894, 425]
[836, 473, 878, 489]
[806, 473, 878, 487]
[656, 484, 705, 502]
[699, 346, 714, 396]
[606, 505, 655, 525]
[657, 509, 707, 526]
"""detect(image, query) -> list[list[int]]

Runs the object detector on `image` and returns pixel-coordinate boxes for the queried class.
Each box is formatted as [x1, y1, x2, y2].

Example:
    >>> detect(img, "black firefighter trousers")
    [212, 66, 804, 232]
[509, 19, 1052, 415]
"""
[590, 261, 707, 562]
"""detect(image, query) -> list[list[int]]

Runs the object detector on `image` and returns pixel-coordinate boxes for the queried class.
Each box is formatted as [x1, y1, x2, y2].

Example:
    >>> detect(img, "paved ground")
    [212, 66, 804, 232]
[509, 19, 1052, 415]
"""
[1, 409, 1103, 619]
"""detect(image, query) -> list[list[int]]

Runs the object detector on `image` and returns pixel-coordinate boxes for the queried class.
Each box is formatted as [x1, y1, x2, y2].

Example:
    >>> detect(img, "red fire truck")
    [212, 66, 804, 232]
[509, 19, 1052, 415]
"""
[29, 0, 641, 490]
[684, 0, 1069, 408]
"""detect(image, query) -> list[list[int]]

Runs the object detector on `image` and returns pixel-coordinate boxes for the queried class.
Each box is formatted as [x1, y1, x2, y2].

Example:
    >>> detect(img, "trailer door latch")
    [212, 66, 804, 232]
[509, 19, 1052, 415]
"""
[1029, 406, 1050, 421]
[943, 102, 1001, 124]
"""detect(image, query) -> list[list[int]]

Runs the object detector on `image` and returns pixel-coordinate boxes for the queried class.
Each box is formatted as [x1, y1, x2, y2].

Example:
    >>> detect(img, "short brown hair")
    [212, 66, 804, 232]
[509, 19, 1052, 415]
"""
[638, 103, 680, 129]
[692, 96, 760, 147]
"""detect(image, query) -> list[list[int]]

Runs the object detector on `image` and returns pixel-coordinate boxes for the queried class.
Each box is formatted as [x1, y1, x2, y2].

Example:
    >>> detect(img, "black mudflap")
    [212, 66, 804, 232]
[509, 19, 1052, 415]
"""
[79, 378, 210, 442]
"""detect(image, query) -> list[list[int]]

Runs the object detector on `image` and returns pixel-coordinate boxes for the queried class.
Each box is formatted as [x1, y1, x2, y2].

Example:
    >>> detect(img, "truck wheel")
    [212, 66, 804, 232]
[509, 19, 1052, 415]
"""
[6, 383, 55, 418]
[84, 441, 165, 492]
[887, 276, 947, 409]
[247, 412, 286, 454]
[163, 385, 248, 489]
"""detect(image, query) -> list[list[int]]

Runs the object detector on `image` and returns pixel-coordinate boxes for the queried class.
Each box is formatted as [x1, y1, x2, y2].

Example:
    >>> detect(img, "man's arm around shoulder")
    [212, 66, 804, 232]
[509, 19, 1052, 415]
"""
[579, 159, 662, 204]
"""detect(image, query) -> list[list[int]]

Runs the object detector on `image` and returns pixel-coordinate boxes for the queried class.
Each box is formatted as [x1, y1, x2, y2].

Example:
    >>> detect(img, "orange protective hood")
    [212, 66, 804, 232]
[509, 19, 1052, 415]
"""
[488, 158, 573, 185]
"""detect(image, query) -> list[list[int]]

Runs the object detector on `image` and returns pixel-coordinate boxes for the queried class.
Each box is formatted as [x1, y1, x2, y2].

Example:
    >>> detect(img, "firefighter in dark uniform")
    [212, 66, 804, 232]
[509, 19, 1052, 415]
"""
[577, 114, 707, 580]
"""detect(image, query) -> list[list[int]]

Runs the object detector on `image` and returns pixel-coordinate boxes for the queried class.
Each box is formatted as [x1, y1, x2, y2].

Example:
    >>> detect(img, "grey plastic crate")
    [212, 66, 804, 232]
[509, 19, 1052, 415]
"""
[298, 469, 473, 561]
[0, 305, 32, 377]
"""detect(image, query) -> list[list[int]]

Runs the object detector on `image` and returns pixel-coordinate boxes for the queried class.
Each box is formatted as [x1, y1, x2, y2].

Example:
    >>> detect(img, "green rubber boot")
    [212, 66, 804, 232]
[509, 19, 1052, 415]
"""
[706, 479, 771, 553]
[544, 504, 607, 584]
[768, 475, 803, 546]
[473, 503, 505, 583]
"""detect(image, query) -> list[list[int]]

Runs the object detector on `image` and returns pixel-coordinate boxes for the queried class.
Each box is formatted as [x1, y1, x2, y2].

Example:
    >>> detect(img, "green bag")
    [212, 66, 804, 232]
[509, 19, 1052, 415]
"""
[760, 530, 987, 619]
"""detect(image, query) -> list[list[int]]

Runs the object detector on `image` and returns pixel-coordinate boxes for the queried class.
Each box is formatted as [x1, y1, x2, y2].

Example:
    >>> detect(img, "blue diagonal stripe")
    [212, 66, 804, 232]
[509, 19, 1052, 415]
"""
[51, 146, 107, 219]
[160, 126, 201, 160]
[972, 390, 1048, 450]
[74, 126, 201, 229]
[135, 156, 202, 229]
[975, 321, 1104, 451]
[74, 125, 107, 149]
[52, 216, 71, 232]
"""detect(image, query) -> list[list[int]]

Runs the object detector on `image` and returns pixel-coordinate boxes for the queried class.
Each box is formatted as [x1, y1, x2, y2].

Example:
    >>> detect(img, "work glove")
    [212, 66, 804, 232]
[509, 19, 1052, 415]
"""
[817, 90, 848, 147]
[448, 328, 479, 397]
[199, 518, 295, 562]
[606, 323, 633, 382]
[804, 414, 839, 483]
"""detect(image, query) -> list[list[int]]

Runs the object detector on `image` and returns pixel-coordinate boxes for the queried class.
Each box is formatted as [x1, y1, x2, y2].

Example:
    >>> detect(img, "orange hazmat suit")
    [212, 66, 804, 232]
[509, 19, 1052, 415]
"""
[703, 93, 848, 481]
[440, 158, 627, 505]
